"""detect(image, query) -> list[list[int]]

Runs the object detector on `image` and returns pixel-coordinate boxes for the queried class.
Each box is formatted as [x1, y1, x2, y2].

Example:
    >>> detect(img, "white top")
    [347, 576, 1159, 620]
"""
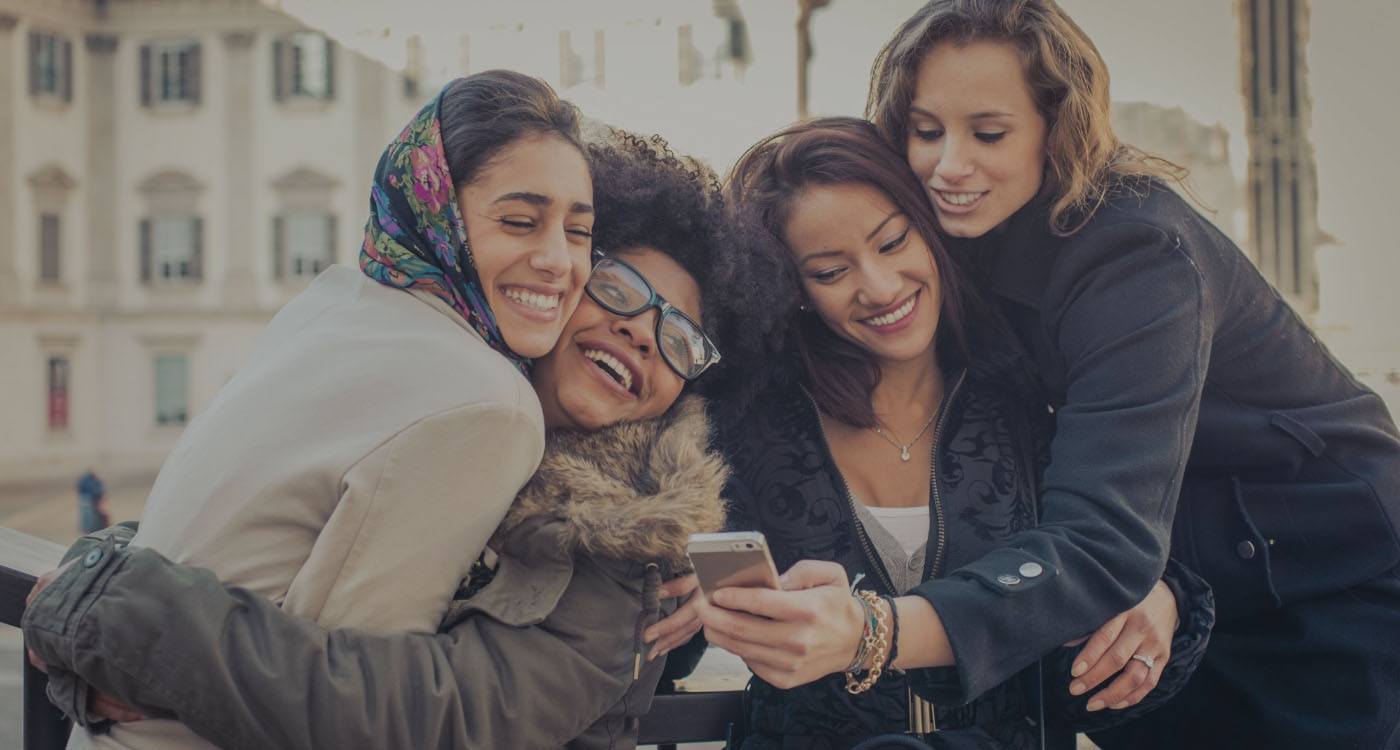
[865, 504, 931, 559]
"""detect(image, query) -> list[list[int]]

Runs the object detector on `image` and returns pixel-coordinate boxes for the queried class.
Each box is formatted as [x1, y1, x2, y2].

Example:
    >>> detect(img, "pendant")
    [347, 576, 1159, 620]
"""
[900, 446, 911, 462]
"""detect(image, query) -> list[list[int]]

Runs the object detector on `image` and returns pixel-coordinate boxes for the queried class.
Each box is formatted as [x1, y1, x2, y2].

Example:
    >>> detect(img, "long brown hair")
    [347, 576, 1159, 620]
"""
[727, 117, 972, 428]
[866, 0, 1186, 235]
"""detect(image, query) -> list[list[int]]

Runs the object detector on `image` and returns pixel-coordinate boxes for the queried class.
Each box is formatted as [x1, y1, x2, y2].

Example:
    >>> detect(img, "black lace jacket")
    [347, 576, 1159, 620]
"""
[715, 369, 1214, 750]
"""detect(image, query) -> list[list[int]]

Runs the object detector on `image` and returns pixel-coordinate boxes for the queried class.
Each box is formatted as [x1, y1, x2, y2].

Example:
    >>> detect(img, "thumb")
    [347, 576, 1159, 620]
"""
[779, 560, 848, 591]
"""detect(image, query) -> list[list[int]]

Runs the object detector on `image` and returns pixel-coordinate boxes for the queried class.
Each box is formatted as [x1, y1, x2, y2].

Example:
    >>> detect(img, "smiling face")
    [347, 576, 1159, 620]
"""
[905, 40, 1048, 239]
[532, 246, 700, 431]
[456, 134, 594, 359]
[784, 182, 941, 367]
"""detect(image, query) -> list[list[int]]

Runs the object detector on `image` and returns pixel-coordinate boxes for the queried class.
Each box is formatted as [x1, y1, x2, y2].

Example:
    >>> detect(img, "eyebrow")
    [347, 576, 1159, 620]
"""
[493, 192, 594, 214]
[909, 104, 1013, 120]
[798, 210, 903, 265]
[865, 209, 902, 241]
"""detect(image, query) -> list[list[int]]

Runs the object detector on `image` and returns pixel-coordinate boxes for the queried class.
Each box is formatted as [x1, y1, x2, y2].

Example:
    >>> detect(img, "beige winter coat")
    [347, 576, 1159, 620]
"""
[71, 264, 545, 750]
[32, 395, 728, 750]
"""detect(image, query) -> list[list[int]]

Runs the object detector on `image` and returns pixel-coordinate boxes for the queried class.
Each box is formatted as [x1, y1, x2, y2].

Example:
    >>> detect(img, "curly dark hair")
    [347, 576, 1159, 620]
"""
[586, 131, 787, 405]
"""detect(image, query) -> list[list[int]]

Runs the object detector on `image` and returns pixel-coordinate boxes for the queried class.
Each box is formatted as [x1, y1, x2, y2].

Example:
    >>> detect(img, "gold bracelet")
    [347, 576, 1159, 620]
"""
[845, 590, 890, 694]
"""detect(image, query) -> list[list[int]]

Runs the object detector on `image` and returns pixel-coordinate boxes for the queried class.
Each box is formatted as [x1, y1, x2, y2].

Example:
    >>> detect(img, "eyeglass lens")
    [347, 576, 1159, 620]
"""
[586, 260, 712, 379]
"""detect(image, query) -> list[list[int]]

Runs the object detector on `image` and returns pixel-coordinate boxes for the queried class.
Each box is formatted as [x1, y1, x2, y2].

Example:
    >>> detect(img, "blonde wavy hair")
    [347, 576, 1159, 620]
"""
[866, 0, 1186, 236]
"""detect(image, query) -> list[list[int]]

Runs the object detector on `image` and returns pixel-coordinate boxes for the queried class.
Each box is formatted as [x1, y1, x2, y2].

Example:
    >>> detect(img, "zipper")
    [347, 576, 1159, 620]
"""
[923, 369, 966, 581]
[802, 385, 897, 595]
[801, 368, 967, 595]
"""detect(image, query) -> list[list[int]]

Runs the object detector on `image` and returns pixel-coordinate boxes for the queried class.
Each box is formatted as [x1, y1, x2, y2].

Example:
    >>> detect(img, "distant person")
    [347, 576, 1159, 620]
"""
[75, 470, 108, 535]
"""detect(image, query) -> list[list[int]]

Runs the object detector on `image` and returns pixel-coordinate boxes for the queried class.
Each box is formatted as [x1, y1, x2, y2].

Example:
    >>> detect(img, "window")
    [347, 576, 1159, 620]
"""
[273, 212, 335, 279]
[39, 213, 61, 283]
[140, 40, 201, 106]
[28, 32, 73, 102]
[47, 356, 70, 431]
[140, 216, 203, 283]
[274, 32, 336, 101]
[154, 355, 188, 426]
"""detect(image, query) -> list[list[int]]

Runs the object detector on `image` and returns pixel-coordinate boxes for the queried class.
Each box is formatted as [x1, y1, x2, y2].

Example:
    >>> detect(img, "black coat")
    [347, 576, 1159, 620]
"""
[951, 179, 1400, 625]
[716, 369, 1214, 750]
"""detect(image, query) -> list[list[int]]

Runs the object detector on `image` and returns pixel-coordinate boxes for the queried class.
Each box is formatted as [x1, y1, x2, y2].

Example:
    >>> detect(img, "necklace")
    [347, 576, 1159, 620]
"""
[871, 409, 938, 462]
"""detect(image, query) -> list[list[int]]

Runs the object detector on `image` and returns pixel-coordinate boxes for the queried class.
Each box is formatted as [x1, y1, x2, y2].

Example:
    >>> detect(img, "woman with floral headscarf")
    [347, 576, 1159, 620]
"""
[35, 70, 597, 750]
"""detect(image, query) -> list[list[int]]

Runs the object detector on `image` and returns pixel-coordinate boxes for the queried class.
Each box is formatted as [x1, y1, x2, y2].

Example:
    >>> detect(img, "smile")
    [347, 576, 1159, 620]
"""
[501, 286, 561, 312]
[931, 189, 988, 214]
[860, 291, 919, 329]
[583, 347, 638, 395]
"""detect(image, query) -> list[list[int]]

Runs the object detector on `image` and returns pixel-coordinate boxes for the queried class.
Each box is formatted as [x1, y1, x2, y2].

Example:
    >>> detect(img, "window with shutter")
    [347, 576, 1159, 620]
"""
[39, 213, 61, 283]
[146, 216, 201, 283]
[144, 40, 201, 107]
[281, 211, 334, 279]
[154, 354, 189, 426]
[280, 32, 334, 101]
[29, 31, 71, 101]
[47, 356, 70, 431]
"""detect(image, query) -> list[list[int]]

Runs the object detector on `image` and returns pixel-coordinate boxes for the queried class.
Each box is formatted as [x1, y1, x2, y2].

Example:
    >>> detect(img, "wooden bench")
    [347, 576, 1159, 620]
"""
[0, 527, 741, 749]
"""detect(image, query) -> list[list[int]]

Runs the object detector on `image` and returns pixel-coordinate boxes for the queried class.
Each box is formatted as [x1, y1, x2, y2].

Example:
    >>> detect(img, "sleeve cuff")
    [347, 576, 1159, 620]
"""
[22, 535, 131, 673]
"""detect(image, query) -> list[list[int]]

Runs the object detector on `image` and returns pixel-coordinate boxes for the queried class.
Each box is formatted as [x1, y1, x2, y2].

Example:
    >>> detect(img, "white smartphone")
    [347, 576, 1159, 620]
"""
[686, 531, 781, 598]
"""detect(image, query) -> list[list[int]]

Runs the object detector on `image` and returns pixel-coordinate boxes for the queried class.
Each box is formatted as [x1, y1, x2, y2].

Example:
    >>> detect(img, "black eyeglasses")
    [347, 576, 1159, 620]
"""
[585, 255, 721, 381]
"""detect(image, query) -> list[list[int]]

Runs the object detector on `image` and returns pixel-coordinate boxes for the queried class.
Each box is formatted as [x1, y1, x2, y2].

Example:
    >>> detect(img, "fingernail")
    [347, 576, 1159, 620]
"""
[647, 647, 659, 661]
[1069, 681, 1085, 696]
[1086, 700, 1104, 712]
[1071, 661, 1087, 677]
[1112, 701, 1128, 710]
[712, 590, 730, 607]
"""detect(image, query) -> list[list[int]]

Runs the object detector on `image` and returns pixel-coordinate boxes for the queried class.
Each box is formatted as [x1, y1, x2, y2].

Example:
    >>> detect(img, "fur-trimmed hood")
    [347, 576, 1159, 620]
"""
[490, 395, 728, 567]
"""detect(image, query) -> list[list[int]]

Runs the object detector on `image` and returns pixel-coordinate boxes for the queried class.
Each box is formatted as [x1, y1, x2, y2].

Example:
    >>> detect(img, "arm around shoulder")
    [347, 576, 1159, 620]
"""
[284, 389, 545, 632]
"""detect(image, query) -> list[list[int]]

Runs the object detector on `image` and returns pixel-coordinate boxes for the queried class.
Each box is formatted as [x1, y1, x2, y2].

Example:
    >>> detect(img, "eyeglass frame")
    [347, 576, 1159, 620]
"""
[584, 253, 722, 381]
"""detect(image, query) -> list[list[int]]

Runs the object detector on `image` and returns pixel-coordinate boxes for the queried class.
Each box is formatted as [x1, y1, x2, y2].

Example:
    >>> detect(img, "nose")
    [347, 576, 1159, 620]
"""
[933, 134, 974, 183]
[529, 227, 574, 279]
[611, 308, 657, 357]
[856, 263, 903, 309]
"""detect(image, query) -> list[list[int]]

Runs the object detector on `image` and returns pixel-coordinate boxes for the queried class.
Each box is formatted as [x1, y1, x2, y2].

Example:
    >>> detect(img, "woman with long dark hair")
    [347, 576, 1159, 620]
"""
[699, 116, 1212, 749]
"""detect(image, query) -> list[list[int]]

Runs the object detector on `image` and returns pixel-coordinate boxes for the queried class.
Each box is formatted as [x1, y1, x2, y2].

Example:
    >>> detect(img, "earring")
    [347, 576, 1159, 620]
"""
[798, 303, 809, 312]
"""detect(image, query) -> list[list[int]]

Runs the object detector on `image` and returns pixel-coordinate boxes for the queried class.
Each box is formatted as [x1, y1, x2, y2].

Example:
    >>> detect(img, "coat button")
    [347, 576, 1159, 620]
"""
[83, 548, 104, 567]
[996, 573, 1021, 586]
[907, 558, 920, 571]
[1019, 562, 1044, 578]
[1236, 540, 1257, 560]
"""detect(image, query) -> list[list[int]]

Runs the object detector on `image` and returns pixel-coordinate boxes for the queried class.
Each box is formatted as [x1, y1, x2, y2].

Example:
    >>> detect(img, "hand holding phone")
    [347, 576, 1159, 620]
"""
[685, 531, 781, 600]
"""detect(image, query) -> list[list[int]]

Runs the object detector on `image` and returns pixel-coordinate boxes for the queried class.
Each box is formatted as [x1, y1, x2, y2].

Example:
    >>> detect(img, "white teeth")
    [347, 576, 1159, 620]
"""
[864, 295, 917, 327]
[502, 287, 561, 312]
[583, 349, 633, 393]
[937, 190, 984, 206]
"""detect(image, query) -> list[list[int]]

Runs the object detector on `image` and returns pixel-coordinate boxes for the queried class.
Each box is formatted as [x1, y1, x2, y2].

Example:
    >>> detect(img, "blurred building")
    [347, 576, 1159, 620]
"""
[1113, 101, 1242, 245]
[0, 0, 422, 485]
[1, 0, 1395, 489]
[0, 0, 770, 487]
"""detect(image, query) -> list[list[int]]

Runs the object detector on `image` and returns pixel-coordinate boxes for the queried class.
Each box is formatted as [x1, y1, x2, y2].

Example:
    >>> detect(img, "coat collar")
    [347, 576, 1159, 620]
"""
[492, 394, 729, 568]
[947, 191, 1063, 311]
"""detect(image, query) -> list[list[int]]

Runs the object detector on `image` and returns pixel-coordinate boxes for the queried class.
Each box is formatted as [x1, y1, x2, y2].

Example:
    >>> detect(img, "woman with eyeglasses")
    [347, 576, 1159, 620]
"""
[23, 132, 778, 748]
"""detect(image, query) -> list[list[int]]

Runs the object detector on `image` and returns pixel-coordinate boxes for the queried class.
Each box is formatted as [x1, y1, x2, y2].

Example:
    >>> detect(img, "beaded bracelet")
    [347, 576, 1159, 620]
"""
[845, 590, 891, 694]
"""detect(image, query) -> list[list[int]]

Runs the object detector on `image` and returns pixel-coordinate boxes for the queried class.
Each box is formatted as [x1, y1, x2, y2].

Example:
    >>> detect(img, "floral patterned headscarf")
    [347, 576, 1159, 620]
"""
[360, 87, 526, 373]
